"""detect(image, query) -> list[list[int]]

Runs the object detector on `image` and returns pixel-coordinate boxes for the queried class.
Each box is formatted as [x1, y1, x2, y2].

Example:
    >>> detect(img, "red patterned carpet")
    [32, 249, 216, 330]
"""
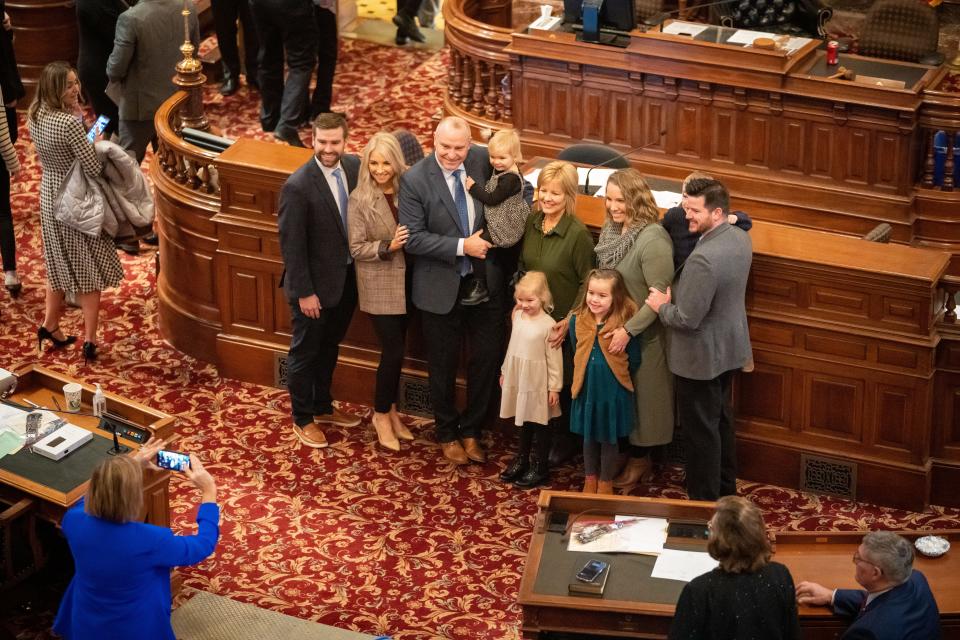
[3, 39, 960, 640]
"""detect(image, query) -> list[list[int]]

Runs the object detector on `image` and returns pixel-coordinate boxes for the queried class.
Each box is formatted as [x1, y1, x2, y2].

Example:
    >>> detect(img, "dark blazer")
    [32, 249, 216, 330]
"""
[834, 571, 940, 640]
[398, 146, 493, 314]
[0, 0, 24, 108]
[278, 154, 360, 307]
[669, 562, 801, 640]
[658, 222, 753, 380]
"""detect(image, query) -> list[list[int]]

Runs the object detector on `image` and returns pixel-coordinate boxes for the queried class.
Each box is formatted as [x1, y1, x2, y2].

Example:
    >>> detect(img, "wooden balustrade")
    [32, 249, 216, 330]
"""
[442, 0, 514, 133]
[153, 93, 221, 200]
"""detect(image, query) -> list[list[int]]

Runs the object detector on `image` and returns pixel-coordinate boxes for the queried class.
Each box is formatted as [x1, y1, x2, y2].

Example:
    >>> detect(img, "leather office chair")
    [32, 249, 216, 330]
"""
[715, 0, 832, 38]
[858, 0, 943, 66]
[392, 129, 425, 167]
[557, 143, 631, 168]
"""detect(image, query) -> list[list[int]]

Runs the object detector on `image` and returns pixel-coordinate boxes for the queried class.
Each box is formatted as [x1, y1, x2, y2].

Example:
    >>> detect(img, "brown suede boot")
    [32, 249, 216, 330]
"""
[597, 479, 614, 495]
[612, 456, 652, 493]
[582, 475, 598, 493]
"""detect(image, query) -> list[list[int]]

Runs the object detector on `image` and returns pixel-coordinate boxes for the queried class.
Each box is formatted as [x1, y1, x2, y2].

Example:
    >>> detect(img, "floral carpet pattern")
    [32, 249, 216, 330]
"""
[3, 39, 960, 640]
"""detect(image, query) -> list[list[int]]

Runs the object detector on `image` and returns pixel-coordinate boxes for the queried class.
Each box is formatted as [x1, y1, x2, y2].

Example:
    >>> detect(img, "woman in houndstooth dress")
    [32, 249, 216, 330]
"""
[27, 61, 123, 362]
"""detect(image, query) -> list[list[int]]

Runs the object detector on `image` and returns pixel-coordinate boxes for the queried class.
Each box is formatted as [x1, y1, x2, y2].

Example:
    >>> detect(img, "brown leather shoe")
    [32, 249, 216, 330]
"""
[582, 475, 598, 493]
[597, 480, 614, 495]
[293, 423, 328, 449]
[461, 437, 486, 463]
[314, 406, 361, 427]
[440, 440, 469, 465]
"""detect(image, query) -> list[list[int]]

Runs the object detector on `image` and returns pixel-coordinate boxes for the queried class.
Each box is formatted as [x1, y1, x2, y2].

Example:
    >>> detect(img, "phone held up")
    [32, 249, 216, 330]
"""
[156, 449, 191, 472]
[87, 115, 110, 143]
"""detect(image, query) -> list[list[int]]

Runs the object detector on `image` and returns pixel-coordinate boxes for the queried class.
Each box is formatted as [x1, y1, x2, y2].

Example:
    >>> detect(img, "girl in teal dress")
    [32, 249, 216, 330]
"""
[568, 269, 641, 494]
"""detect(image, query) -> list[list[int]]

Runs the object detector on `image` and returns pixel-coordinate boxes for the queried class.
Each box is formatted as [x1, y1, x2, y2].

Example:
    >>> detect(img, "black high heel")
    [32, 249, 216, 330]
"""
[37, 326, 77, 355]
[82, 341, 98, 363]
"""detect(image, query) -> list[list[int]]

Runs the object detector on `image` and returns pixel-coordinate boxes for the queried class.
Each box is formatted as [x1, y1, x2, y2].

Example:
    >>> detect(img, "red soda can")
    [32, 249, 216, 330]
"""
[826, 41, 839, 66]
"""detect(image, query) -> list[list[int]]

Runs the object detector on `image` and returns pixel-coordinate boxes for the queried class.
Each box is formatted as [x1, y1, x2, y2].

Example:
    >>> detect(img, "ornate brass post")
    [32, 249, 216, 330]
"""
[174, 0, 209, 131]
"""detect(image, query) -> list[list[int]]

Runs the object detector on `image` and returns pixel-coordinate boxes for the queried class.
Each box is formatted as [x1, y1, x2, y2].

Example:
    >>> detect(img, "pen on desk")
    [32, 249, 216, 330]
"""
[52, 395, 62, 411]
[24, 399, 40, 408]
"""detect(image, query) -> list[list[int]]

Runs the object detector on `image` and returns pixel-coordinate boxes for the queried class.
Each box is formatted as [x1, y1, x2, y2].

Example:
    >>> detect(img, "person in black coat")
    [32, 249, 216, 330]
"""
[277, 113, 362, 448]
[0, 2, 23, 295]
[75, 0, 126, 138]
[669, 496, 801, 640]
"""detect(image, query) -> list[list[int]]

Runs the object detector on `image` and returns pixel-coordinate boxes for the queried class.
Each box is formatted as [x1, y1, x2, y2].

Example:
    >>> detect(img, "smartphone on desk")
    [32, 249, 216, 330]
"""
[156, 449, 191, 471]
[87, 115, 110, 143]
[575, 559, 608, 583]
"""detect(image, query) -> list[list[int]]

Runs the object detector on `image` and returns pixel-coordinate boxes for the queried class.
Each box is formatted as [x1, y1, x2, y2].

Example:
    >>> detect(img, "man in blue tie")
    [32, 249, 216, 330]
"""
[278, 113, 362, 448]
[398, 116, 499, 465]
[795, 531, 941, 639]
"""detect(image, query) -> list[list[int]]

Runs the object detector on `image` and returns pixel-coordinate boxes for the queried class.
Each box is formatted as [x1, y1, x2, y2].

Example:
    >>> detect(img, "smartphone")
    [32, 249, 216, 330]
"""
[156, 449, 191, 471]
[87, 115, 110, 143]
[575, 559, 608, 583]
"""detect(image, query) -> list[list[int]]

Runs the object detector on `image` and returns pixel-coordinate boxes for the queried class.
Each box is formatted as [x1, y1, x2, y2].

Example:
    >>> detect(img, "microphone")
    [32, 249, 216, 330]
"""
[642, 0, 739, 29]
[582, 129, 667, 195]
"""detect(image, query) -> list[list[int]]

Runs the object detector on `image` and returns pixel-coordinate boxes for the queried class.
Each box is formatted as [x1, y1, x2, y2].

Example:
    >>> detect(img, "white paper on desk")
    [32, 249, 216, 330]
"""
[653, 190, 682, 209]
[577, 166, 616, 187]
[651, 548, 719, 582]
[568, 515, 669, 555]
[782, 36, 812, 53]
[726, 29, 775, 46]
[0, 409, 65, 438]
[662, 21, 708, 37]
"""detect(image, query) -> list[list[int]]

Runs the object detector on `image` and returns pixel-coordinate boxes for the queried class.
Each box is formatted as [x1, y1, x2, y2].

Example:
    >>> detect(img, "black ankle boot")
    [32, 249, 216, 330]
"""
[460, 278, 490, 307]
[515, 427, 551, 488]
[499, 455, 529, 482]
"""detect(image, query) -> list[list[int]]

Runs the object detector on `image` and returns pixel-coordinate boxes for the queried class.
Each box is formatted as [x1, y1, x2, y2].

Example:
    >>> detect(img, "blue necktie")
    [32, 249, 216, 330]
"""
[332, 167, 352, 263]
[452, 169, 471, 275]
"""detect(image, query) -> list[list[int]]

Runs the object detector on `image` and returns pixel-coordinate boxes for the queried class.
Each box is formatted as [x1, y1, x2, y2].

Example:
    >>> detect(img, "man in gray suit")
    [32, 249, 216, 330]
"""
[646, 178, 752, 501]
[106, 0, 199, 164]
[398, 116, 500, 466]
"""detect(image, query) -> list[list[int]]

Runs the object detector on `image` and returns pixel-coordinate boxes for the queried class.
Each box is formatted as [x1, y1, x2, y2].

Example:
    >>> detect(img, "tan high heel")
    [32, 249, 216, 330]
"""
[372, 412, 400, 451]
[389, 405, 414, 441]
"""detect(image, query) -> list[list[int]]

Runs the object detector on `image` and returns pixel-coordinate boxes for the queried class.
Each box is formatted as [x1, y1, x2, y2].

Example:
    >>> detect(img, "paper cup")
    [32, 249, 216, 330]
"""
[540, 4, 552, 17]
[63, 383, 83, 412]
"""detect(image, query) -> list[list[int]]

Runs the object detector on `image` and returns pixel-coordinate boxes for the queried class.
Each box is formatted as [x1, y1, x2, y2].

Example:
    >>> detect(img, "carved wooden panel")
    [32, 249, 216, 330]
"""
[228, 267, 266, 332]
[781, 119, 805, 174]
[607, 92, 631, 148]
[808, 285, 869, 319]
[710, 109, 736, 165]
[804, 373, 863, 441]
[675, 103, 701, 158]
[804, 333, 868, 362]
[874, 132, 903, 192]
[548, 83, 574, 139]
[809, 125, 835, 180]
[845, 128, 870, 186]
[520, 78, 548, 136]
[165, 236, 216, 306]
[225, 230, 263, 254]
[222, 184, 269, 217]
[749, 274, 800, 308]
[580, 87, 605, 143]
[879, 296, 923, 330]
[874, 383, 914, 451]
[737, 363, 791, 429]
[744, 114, 769, 169]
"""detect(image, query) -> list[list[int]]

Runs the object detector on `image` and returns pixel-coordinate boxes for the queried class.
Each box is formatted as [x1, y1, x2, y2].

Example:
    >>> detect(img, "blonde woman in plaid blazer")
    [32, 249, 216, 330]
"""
[348, 132, 415, 452]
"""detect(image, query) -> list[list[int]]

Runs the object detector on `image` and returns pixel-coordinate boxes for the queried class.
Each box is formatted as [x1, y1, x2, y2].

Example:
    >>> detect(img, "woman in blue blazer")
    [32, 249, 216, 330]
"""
[54, 439, 220, 640]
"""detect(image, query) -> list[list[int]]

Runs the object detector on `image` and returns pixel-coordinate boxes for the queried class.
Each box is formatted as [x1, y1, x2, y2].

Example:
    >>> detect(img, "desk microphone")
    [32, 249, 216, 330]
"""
[582, 129, 667, 195]
[642, 0, 740, 29]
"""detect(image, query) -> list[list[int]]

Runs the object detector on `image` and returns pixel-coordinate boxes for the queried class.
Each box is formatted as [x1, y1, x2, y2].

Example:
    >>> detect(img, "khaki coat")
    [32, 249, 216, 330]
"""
[348, 190, 407, 315]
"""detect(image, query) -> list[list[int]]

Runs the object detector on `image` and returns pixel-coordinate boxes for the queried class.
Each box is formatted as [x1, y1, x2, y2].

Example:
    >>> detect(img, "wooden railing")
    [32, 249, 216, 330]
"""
[442, 0, 514, 131]
[152, 92, 222, 202]
[919, 68, 960, 192]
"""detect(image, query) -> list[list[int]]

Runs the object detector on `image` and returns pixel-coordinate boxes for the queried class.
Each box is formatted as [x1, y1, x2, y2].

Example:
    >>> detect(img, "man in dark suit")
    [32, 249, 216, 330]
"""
[249, 0, 317, 147]
[278, 113, 361, 448]
[645, 178, 752, 501]
[106, 0, 199, 163]
[796, 531, 941, 639]
[398, 116, 500, 465]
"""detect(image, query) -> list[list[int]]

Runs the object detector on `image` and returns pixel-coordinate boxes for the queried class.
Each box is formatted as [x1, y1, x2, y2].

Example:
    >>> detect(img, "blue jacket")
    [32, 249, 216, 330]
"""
[834, 570, 940, 640]
[54, 498, 220, 640]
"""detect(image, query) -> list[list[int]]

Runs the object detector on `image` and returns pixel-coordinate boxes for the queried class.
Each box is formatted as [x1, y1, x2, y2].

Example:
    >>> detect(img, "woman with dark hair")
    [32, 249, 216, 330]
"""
[28, 61, 124, 362]
[669, 496, 801, 640]
[599, 169, 674, 493]
[54, 438, 219, 640]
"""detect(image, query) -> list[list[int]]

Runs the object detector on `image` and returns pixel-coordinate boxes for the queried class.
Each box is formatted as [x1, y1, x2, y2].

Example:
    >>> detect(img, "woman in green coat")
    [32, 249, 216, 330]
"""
[598, 169, 675, 492]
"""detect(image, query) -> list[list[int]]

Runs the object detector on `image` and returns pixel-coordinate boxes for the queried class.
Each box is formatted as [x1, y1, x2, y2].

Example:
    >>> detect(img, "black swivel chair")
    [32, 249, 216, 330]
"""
[557, 143, 631, 169]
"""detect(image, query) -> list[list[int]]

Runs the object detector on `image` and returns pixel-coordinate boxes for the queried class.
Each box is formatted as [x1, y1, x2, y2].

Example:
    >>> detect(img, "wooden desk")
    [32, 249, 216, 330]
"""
[519, 492, 960, 639]
[0, 365, 175, 526]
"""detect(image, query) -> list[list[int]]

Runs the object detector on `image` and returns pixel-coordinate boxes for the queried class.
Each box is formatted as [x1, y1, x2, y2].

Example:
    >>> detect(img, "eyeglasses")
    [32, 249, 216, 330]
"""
[852, 552, 882, 573]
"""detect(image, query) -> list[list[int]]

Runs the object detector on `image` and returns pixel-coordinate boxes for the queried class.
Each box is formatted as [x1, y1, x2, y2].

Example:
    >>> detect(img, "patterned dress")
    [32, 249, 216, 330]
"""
[28, 106, 123, 293]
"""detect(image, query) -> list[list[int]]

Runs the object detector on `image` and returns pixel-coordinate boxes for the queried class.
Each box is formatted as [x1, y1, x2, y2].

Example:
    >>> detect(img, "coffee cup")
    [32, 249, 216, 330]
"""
[63, 383, 83, 412]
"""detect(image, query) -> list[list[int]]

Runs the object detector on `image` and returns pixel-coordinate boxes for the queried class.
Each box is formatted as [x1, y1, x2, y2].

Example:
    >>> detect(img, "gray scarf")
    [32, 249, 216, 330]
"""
[595, 220, 645, 268]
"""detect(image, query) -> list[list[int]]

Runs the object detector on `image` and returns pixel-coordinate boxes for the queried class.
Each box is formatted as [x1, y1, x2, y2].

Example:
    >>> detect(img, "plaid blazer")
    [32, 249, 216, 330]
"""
[348, 189, 407, 315]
